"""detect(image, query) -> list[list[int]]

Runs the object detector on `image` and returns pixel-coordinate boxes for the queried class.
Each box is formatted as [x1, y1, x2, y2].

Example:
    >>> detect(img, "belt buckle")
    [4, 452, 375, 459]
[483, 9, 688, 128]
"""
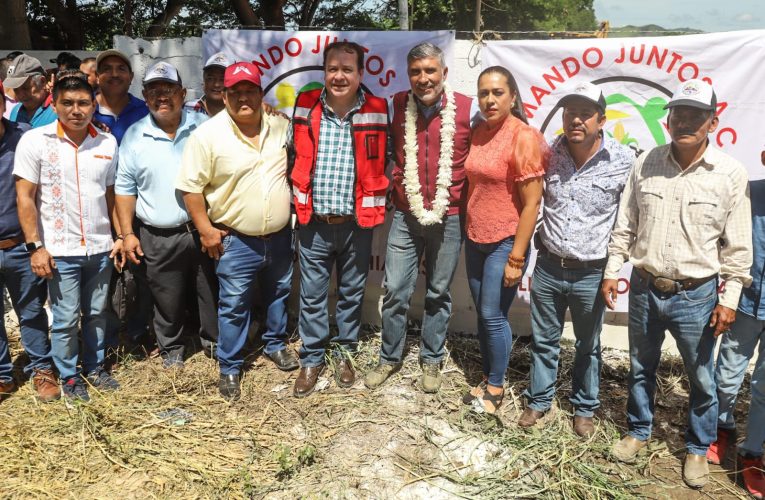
[653, 277, 676, 294]
[184, 221, 195, 233]
[560, 256, 568, 269]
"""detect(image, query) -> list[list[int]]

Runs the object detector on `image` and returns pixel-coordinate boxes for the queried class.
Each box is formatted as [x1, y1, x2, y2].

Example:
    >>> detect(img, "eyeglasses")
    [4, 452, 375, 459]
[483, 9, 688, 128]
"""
[145, 87, 180, 99]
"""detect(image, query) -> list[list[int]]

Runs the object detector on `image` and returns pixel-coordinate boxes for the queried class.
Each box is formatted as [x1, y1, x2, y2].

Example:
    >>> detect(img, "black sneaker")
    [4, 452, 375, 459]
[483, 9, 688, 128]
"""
[86, 367, 121, 391]
[62, 377, 90, 402]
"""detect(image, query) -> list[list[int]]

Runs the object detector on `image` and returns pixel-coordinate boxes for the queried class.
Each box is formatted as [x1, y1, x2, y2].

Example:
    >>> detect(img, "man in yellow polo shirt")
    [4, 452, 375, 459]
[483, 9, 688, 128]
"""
[176, 62, 297, 401]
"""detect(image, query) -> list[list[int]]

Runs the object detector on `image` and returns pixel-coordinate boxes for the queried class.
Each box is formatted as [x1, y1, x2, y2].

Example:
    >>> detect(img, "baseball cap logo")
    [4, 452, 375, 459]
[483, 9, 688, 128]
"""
[575, 84, 588, 93]
[233, 65, 252, 76]
[681, 82, 701, 96]
[7, 65, 14, 76]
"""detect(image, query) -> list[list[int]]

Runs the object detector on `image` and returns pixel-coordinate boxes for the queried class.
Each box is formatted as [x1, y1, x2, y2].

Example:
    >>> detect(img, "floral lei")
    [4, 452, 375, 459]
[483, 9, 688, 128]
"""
[402, 83, 456, 225]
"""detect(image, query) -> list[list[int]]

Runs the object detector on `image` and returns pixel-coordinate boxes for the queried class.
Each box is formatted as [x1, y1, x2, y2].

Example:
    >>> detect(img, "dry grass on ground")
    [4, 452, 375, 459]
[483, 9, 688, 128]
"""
[0, 313, 756, 499]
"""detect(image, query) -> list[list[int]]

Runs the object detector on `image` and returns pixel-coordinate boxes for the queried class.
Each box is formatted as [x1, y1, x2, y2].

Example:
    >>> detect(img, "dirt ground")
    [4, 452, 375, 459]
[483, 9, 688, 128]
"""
[0, 311, 757, 499]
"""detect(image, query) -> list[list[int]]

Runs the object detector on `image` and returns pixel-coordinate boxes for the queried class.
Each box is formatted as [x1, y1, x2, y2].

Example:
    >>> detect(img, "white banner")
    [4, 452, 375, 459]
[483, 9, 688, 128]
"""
[203, 30, 454, 110]
[484, 30, 765, 312]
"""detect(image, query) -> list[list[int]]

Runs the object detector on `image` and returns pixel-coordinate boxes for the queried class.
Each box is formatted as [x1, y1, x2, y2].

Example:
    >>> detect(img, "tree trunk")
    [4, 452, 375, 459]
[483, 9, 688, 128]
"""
[0, 0, 32, 49]
[124, 0, 134, 37]
[42, 0, 84, 49]
[398, 0, 408, 30]
[145, 0, 187, 38]
[299, 0, 321, 28]
[231, 0, 261, 27]
[261, 0, 287, 29]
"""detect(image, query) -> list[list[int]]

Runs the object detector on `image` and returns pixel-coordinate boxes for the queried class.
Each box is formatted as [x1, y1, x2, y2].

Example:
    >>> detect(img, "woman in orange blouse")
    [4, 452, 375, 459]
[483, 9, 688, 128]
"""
[463, 66, 549, 414]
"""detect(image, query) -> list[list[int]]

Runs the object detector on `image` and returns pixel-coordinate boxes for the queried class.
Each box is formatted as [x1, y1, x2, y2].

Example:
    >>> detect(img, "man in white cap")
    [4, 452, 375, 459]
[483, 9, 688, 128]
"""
[94, 49, 148, 144]
[4, 54, 57, 128]
[116, 62, 217, 369]
[518, 82, 635, 437]
[187, 52, 230, 117]
[602, 79, 752, 489]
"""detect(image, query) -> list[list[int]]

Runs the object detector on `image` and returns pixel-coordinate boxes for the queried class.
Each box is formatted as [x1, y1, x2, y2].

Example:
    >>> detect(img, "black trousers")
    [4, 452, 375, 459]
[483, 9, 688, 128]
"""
[138, 223, 219, 358]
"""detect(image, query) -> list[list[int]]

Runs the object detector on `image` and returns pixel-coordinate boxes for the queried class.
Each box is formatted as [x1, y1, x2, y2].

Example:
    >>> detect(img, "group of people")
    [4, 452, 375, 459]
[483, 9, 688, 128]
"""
[0, 40, 762, 495]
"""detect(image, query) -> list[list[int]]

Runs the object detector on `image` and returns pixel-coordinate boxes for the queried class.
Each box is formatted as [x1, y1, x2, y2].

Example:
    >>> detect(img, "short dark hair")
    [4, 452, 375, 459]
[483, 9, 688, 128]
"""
[323, 41, 364, 72]
[52, 70, 94, 101]
[478, 65, 528, 124]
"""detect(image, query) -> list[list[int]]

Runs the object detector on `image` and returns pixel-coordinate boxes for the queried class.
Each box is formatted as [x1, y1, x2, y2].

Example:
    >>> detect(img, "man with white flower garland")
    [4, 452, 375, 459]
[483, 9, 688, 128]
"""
[364, 42, 474, 393]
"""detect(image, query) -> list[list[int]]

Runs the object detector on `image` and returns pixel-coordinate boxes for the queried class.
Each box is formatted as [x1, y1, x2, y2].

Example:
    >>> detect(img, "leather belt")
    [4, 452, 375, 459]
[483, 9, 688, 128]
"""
[214, 223, 281, 240]
[538, 243, 607, 270]
[0, 236, 24, 250]
[142, 221, 196, 236]
[634, 267, 717, 294]
[313, 214, 355, 225]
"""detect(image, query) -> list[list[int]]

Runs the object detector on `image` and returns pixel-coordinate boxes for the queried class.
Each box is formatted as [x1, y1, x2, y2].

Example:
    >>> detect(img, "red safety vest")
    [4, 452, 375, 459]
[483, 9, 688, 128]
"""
[291, 88, 389, 228]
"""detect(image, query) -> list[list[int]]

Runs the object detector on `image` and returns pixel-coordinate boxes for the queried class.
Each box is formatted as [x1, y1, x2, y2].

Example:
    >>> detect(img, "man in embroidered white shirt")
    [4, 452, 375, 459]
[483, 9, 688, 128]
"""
[365, 42, 474, 393]
[15, 71, 124, 402]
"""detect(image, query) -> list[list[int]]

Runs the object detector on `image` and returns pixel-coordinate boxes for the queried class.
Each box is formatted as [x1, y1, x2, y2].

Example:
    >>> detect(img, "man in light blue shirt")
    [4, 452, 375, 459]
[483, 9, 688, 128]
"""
[520, 82, 635, 436]
[115, 61, 218, 369]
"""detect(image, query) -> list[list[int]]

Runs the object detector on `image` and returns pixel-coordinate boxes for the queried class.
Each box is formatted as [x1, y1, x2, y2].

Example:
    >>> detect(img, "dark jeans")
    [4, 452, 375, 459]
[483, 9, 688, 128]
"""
[0, 243, 52, 381]
[465, 236, 524, 387]
[297, 220, 373, 367]
[215, 227, 293, 375]
[139, 224, 218, 360]
[626, 268, 718, 456]
[525, 255, 605, 417]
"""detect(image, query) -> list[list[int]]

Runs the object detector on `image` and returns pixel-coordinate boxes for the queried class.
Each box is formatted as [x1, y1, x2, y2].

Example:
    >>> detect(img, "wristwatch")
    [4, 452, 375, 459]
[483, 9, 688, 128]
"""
[25, 240, 44, 252]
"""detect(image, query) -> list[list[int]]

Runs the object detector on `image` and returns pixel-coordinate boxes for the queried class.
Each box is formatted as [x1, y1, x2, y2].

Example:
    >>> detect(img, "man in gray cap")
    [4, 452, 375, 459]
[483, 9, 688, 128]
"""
[603, 79, 753, 489]
[518, 82, 635, 437]
[4, 54, 56, 128]
[187, 52, 230, 117]
[116, 61, 217, 369]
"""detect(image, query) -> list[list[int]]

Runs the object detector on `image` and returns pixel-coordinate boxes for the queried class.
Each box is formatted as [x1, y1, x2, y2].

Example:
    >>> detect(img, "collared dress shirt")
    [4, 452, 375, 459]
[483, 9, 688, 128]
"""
[94, 94, 149, 145]
[0, 119, 30, 240]
[605, 143, 752, 310]
[176, 110, 291, 236]
[540, 134, 635, 260]
[737, 179, 765, 319]
[13, 121, 118, 257]
[311, 89, 364, 216]
[116, 110, 207, 228]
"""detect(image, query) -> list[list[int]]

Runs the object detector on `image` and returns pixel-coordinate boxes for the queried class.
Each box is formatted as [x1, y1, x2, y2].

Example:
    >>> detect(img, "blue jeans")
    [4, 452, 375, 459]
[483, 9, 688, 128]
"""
[526, 256, 605, 417]
[626, 268, 718, 456]
[465, 236, 524, 387]
[215, 228, 292, 376]
[715, 312, 765, 457]
[298, 220, 373, 367]
[48, 252, 113, 381]
[380, 211, 463, 365]
[0, 243, 52, 381]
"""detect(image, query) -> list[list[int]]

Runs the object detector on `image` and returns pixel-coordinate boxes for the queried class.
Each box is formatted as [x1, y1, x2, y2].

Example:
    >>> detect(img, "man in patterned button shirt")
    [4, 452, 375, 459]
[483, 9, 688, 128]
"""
[603, 79, 752, 489]
[519, 82, 634, 437]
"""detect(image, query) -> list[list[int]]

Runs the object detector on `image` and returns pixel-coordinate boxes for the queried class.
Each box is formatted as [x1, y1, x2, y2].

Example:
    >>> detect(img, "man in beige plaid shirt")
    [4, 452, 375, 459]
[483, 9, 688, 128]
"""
[601, 79, 752, 489]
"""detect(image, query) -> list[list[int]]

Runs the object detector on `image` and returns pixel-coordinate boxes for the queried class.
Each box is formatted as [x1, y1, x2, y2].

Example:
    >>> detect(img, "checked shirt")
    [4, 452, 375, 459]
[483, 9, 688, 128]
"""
[312, 90, 365, 216]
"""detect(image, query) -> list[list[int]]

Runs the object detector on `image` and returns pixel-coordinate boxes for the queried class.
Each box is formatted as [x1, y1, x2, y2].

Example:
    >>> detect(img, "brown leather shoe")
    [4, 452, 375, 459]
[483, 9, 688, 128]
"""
[32, 369, 61, 402]
[573, 416, 595, 438]
[683, 453, 709, 489]
[518, 407, 545, 428]
[293, 365, 325, 398]
[0, 378, 16, 401]
[336, 359, 355, 388]
[612, 435, 648, 463]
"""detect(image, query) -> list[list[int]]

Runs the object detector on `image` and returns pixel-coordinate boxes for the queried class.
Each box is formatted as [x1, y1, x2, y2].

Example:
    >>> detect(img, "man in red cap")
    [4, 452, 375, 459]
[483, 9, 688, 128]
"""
[177, 62, 297, 401]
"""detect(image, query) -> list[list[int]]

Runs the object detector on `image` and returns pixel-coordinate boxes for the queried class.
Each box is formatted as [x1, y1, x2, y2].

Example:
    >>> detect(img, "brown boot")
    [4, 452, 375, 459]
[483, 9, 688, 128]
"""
[573, 416, 595, 438]
[336, 359, 355, 388]
[518, 407, 545, 428]
[683, 453, 709, 489]
[293, 365, 325, 398]
[0, 378, 16, 401]
[611, 435, 648, 463]
[33, 369, 61, 402]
